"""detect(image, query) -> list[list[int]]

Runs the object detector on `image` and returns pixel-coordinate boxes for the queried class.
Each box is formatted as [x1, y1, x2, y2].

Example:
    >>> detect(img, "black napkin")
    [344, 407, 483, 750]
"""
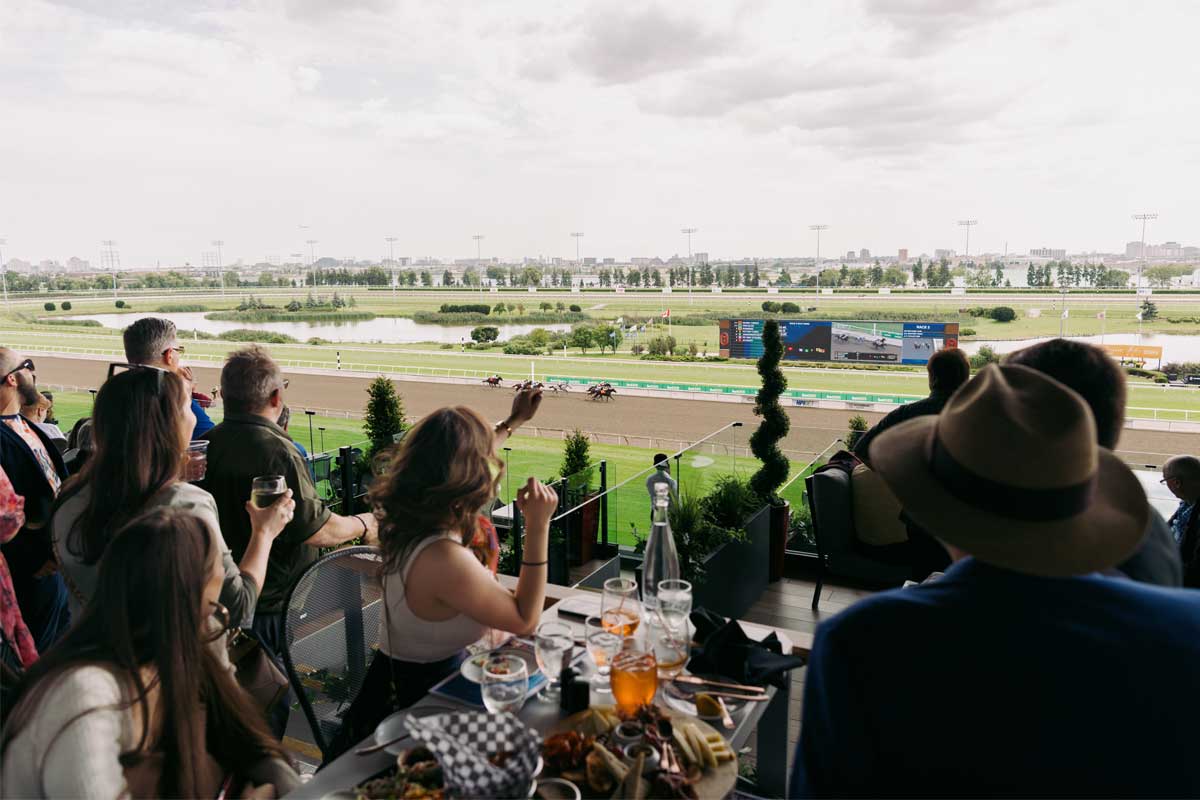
[687, 608, 806, 690]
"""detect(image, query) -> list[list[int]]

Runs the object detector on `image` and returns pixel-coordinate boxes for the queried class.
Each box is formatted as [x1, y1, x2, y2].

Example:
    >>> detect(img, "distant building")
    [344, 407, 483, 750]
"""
[694, 252, 709, 264]
[1030, 248, 1067, 259]
[66, 256, 90, 271]
[859, 248, 870, 259]
[583, 257, 596, 266]
[898, 248, 908, 262]
[846, 250, 856, 260]
[934, 248, 956, 260]
[1126, 240, 1188, 259]
[603, 257, 616, 265]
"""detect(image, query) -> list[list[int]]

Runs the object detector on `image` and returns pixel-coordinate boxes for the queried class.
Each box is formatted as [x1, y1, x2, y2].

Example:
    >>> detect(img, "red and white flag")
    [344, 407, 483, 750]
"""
[661, 308, 671, 318]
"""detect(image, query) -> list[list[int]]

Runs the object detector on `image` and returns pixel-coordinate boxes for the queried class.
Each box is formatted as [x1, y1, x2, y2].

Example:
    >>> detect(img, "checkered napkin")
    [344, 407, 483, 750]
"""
[403, 711, 541, 799]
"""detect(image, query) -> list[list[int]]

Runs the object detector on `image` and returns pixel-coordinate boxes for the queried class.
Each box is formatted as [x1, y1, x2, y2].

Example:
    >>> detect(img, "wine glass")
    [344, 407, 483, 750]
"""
[584, 615, 622, 692]
[601, 577, 640, 638]
[655, 578, 692, 635]
[481, 655, 528, 715]
[649, 622, 689, 680]
[534, 621, 573, 703]
[610, 647, 658, 714]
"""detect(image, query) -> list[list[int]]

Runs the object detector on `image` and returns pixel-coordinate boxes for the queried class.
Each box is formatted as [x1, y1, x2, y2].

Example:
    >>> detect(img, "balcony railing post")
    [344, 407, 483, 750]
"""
[599, 460, 608, 548]
[338, 445, 353, 515]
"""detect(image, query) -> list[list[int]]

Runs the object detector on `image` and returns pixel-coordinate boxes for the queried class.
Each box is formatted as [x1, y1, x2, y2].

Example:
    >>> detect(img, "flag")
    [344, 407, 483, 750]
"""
[1096, 311, 1106, 320]
[662, 308, 671, 318]
[1135, 311, 1144, 322]
[1061, 309, 1069, 319]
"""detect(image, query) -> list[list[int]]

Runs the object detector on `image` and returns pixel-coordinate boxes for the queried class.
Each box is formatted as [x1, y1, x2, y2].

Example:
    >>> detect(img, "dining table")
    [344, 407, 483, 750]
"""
[286, 589, 794, 799]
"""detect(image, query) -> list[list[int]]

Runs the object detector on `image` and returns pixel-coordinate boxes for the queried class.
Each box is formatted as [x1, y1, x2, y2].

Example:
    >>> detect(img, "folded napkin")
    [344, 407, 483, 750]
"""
[404, 711, 541, 799]
[687, 608, 806, 690]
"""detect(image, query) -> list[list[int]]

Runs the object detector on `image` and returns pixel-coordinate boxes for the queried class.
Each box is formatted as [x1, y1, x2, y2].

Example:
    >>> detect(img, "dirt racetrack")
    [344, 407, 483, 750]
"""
[29, 355, 1194, 466]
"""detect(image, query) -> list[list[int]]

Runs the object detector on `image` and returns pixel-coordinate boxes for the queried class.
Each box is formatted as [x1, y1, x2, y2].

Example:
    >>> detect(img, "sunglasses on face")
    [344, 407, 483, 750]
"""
[163, 345, 186, 357]
[2, 359, 34, 381]
[106, 363, 168, 393]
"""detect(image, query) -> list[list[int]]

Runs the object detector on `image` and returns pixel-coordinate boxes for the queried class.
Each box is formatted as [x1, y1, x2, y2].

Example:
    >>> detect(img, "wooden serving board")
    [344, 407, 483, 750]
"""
[550, 708, 738, 800]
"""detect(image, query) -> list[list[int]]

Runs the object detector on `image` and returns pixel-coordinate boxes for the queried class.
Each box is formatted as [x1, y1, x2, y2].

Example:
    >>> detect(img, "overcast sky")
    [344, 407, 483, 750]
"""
[1, 0, 1197, 267]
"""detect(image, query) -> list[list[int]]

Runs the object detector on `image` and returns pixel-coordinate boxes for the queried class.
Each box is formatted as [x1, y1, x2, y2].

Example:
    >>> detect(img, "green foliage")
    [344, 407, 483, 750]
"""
[307, 337, 330, 345]
[569, 304, 582, 312]
[559, 429, 594, 490]
[493, 302, 508, 315]
[702, 475, 761, 531]
[749, 319, 790, 503]
[846, 414, 869, 448]
[286, 300, 302, 312]
[1140, 299, 1158, 320]
[439, 303, 491, 315]
[961, 328, 977, 336]
[989, 306, 1016, 322]
[471, 325, 500, 343]
[969, 345, 1001, 370]
[114, 300, 126, 308]
[43, 302, 55, 311]
[60, 301, 72, 311]
[155, 304, 208, 312]
[660, 479, 752, 587]
[568, 327, 595, 354]
[781, 301, 800, 313]
[646, 335, 678, 356]
[363, 376, 407, 461]
[216, 329, 297, 344]
[1163, 361, 1200, 378]
[761, 301, 782, 313]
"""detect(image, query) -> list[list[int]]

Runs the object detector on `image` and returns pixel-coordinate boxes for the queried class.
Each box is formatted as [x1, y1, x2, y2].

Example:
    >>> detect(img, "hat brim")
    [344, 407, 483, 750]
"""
[869, 415, 1149, 577]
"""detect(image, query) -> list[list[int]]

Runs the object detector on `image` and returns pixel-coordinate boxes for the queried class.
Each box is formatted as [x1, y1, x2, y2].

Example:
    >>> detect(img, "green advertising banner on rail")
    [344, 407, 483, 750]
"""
[546, 376, 919, 405]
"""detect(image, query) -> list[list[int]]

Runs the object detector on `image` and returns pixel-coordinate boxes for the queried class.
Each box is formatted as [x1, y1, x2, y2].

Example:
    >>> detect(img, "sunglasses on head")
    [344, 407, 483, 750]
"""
[106, 363, 168, 393]
[2, 358, 34, 381]
[163, 344, 186, 356]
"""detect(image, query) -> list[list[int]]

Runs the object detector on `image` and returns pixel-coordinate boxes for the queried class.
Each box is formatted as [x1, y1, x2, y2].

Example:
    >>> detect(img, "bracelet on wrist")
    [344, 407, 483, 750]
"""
[496, 419, 515, 437]
[520, 559, 548, 567]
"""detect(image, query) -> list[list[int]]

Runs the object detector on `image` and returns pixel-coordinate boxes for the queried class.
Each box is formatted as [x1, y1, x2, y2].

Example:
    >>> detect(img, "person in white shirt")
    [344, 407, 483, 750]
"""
[645, 453, 678, 511]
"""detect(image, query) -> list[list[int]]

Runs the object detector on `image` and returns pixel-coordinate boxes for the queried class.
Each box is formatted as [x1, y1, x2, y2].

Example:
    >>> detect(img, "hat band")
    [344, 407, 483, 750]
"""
[930, 435, 1097, 522]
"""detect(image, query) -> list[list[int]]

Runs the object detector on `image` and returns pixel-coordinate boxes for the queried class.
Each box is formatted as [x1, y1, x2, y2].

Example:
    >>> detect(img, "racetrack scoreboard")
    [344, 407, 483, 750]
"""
[718, 319, 958, 365]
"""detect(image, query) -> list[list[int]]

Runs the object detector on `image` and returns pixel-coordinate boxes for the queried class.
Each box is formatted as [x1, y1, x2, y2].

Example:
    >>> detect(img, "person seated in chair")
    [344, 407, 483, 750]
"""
[328, 387, 553, 761]
[1161, 454, 1200, 587]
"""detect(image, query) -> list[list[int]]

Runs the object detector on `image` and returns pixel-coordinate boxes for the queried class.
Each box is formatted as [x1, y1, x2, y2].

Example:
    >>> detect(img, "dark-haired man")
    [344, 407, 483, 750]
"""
[645, 453, 677, 504]
[1007, 338, 1181, 587]
[0, 348, 69, 651]
[853, 347, 970, 465]
[123, 316, 213, 438]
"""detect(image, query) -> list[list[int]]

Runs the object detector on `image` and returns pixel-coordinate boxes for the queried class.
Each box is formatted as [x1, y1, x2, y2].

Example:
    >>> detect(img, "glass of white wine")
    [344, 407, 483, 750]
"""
[534, 622, 573, 703]
[584, 615, 622, 691]
[601, 577, 641, 638]
[481, 655, 528, 715]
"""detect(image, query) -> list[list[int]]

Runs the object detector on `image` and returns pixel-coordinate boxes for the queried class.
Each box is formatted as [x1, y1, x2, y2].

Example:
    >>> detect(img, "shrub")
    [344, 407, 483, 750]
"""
[989, 306, 1016, 323]
[471, 325, 500, 343]
[749, 319, 790, 503]
[217, 329, 296, 344]
[502, 341, 543, 355]
[439, 303, 491, 315]
[363, 376, 407, 462]
[969, 345, 1000, 370]
[115, 300, 126, 308]
[960, 328, 977, 336]
[1163, 361, 1200, 378]
[630, 343, 645, 355]
[61, 301, 72, 311]
[307, 337, 330, 345]
[846, 415, 869, 449]
[1140, 299, 1158, 320]
[286, 300, 303, 312]
[43, 302, 55, 311]
[559, 429, 594, 490]
[761, 301, 782, 313]
[569, 304, 582, 312]
[780, 301, 800, 313]
[702, 475, 761, 530]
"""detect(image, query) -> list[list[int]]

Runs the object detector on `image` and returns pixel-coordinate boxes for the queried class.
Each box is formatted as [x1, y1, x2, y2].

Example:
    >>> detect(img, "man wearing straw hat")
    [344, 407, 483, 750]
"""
[791, 365, 1200, 797]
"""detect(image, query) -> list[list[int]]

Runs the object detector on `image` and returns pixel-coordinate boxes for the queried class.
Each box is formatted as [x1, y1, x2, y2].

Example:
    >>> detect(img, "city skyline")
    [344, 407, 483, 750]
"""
[1, 1, 1197, 265]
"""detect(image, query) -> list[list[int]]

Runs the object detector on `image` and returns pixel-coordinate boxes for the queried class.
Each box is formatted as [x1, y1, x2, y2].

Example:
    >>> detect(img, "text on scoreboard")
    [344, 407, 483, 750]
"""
[718, 319, 959, 365]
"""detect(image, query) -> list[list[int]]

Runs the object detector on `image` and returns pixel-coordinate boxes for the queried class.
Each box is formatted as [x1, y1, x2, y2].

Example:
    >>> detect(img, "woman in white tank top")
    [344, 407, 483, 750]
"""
[327, 389, 558, 761]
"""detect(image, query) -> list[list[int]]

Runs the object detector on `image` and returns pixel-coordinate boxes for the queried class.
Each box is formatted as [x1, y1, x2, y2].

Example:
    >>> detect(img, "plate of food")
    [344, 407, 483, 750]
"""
[370, 706, 461, 756]
[354, 747, 446, 800]
[662, 683, 748, 722]
[540, 705, 737, 799]
[460, 642, 543, 684]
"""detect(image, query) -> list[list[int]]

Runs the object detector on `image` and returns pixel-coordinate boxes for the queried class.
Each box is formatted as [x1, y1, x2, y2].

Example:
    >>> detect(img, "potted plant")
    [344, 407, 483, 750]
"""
[558, 430, 598, 565]
[748, 318, 792, 581]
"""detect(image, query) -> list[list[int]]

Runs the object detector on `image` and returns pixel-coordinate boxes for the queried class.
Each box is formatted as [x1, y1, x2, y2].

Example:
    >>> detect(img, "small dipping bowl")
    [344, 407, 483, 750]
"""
[534, 777, 582, 800]
[613, 721, 644, 748]
[622, 743, 660, 775]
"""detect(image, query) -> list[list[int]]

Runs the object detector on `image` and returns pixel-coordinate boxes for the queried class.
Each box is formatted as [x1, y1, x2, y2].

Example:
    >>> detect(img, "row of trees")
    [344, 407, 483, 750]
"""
[1025, 261, 1130, 288]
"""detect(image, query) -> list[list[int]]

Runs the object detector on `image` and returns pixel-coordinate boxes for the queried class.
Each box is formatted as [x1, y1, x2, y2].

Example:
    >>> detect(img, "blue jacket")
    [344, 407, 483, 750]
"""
[792, 557, 1200, 797]
[191, 397, 214, 439]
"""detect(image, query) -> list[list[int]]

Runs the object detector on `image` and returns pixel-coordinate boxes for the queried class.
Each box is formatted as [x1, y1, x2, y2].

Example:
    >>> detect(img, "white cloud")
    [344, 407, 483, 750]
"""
[0, 0, 1197, 265]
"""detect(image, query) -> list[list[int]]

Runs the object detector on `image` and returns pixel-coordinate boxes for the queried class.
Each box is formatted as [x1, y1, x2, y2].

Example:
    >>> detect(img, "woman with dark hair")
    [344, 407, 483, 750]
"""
[51, 367, 295, 626]
[2, 507, 298, 797]
[329, 390, 554, 758]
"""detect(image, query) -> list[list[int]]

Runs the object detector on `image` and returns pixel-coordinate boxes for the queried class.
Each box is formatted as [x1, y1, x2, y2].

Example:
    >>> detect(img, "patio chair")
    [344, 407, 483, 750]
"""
[310, 453, 335, 501]
[806, 470, 909, 610]
[281, 545, 383, 760]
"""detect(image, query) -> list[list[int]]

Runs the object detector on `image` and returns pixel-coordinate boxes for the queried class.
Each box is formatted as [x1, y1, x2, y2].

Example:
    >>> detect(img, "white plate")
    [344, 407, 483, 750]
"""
[662, 681, 747, 720]
[459, 646, 542, 683]
[370, 706, 459, 755]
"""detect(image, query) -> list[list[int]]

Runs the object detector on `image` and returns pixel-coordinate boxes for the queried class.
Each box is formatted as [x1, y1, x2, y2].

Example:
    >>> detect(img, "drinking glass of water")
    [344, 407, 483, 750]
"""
[481, 655, 528, 715]
[534, 621, 573, 703]
[251, 475, 287, 508]
[656, 578, 692, 635]
[585, 615, 622, 691]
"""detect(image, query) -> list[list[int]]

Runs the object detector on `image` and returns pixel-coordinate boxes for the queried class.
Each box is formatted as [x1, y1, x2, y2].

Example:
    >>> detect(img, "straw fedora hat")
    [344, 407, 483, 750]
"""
[869, 363, 1148, 576]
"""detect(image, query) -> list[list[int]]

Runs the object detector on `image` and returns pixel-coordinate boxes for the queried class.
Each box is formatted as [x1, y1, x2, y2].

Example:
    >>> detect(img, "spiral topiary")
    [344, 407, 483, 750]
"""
[749, 319, 790, 504]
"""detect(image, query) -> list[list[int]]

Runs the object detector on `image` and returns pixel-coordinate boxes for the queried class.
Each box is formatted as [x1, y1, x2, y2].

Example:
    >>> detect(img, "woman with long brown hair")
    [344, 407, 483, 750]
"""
[329, 389, 555, 758]
[51, 367, 294, 626]
[2, 507, 298, 798]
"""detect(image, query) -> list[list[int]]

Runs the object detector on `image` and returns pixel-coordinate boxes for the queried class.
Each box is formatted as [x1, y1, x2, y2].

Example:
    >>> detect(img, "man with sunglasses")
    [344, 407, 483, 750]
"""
[0, 348, 70, 652]
[123, 317, 213, 438]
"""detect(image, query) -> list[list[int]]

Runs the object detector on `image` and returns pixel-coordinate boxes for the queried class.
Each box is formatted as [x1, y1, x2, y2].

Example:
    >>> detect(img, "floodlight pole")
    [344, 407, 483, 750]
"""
[304, 409, 316, 454]
[0, 238, 7, 306]
[473, 234, 485, 297]
[571, 232, 584, 287]
[385, 236, 398, 295]
[809, 225, 829, 292]
[682, 227, 697, 303]
[212, 240, 225, 295]
[958, 220, 978, 260]
[1132, 213, 1157, 293]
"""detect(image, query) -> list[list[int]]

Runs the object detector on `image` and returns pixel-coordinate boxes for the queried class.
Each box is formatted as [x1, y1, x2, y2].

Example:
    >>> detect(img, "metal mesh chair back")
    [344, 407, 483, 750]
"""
[281, 545, 383, 759]
[310, 453, 335, 501]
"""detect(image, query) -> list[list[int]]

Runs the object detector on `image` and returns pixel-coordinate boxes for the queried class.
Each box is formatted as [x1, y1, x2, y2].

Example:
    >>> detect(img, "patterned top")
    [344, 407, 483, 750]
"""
[0, 416, 62, 495]
[0, 465, 37, 668]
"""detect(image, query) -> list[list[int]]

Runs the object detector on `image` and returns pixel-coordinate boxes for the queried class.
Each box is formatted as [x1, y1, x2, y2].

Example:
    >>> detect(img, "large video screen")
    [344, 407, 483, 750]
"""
[718, 319, 958, 365]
